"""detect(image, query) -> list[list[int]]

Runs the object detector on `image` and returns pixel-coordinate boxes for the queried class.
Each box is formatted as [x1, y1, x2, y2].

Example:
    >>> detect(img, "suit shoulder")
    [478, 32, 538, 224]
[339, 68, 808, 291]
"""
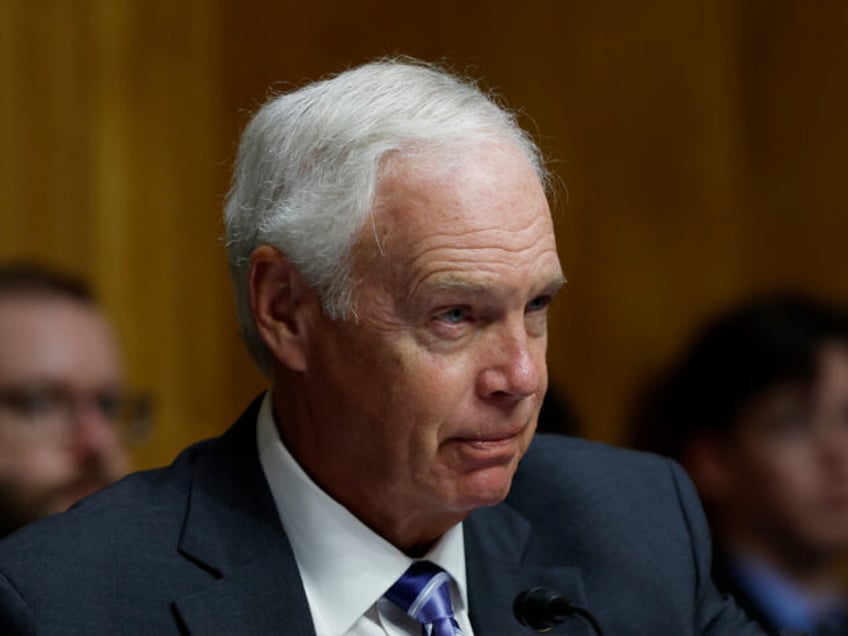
[508, 434, 692, 524]
[520, 433, 675, 480]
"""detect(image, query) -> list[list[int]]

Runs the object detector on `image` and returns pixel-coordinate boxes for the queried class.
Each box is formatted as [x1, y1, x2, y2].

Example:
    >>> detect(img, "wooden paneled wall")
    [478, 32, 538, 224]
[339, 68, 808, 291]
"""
[3, 1, 847, 468]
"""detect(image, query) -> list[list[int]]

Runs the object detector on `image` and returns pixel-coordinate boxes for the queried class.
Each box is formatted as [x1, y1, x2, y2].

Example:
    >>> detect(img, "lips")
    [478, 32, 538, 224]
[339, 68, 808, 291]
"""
[451, 420, 527, 443]
[463, 432, 522, 449]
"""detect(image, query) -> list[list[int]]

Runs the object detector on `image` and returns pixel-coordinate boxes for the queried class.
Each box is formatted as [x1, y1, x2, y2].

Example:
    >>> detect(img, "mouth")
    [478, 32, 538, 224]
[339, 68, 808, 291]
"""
[463, 429, 524, 448]
[444, 422, 530, 459]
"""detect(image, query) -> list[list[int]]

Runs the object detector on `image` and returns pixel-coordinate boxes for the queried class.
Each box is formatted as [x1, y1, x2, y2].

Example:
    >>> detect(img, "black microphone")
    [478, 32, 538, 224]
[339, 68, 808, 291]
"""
[513, 586, 604, 635]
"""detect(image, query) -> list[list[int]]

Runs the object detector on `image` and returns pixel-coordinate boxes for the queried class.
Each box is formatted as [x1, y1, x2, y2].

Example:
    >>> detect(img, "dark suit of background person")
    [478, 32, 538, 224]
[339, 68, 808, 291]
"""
[630, 294, 848, 636]
[0, 59, 778, 635]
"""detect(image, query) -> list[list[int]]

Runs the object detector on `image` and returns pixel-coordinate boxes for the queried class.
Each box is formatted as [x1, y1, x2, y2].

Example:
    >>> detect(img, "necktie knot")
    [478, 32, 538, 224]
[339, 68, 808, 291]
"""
[385, 561, 463, 636]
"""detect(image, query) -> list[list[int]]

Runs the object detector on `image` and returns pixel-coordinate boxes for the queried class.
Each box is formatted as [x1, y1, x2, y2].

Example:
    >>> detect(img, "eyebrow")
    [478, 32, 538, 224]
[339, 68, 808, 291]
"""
[426, 279, 490, 295]
[419, 273, 567, 298]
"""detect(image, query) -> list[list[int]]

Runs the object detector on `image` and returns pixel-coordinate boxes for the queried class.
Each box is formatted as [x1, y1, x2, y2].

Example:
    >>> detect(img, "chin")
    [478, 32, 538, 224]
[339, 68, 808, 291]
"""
[453, 469, 516, 510]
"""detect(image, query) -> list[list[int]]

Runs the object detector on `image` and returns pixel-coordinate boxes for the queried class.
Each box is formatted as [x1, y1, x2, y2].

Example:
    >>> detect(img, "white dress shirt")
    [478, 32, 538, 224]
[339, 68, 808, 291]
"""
[256, 393, 474, 636]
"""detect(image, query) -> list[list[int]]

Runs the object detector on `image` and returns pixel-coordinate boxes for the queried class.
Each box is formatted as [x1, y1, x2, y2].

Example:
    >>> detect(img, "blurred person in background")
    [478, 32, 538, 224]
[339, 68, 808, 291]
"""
[0, 264, 147, 537]
[630, 293, 848, 635]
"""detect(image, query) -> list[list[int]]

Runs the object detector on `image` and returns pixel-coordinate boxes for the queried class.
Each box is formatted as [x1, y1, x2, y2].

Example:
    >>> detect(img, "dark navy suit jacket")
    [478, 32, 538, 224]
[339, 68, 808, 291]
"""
[0, 398, 776, 635]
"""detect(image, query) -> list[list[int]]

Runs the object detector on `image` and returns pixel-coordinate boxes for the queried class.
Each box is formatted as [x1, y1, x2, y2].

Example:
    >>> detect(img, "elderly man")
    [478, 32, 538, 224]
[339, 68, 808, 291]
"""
[0, 265, 135, 537]
[0, 60, 777, 634]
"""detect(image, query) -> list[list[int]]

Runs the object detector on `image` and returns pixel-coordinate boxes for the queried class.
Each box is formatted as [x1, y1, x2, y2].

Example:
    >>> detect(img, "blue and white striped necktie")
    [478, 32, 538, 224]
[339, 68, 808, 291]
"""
[385, 560, 464, 636]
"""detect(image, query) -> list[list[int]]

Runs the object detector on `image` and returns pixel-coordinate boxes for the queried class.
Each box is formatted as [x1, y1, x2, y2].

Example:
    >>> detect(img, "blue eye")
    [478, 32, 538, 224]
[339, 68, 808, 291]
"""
[526, 295, 551, 313]
[438, 307, 469, 324]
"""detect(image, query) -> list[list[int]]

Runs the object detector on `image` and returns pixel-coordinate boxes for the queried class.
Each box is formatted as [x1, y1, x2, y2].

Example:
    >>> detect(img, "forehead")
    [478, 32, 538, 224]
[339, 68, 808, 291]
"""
[0, 295, 120, 384]
[359, 142, 561, 292]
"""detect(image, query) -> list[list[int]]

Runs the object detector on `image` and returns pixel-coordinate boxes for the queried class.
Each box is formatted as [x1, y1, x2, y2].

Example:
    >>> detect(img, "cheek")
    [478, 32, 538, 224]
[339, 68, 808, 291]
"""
[0, 438, 75, 490]
[320, 339, 445, 443]
[394, 351, 477, 419]
[376, 362, 457, 450]
[373, 354, 481, 477]
[740, 443, 819, 501]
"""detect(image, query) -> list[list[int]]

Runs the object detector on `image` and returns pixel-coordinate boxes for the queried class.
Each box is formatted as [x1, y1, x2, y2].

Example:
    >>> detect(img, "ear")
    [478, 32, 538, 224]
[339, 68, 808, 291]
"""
[248, 245, 314, 372]
[682, 432, 734, 502]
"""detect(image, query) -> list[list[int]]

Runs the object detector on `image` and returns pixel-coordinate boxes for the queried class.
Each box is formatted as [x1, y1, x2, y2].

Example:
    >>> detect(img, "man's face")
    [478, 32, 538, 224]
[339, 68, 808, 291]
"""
[710, 342, 848, 560]
[0, 296, 130, 534]
[293, 143, 563, 542]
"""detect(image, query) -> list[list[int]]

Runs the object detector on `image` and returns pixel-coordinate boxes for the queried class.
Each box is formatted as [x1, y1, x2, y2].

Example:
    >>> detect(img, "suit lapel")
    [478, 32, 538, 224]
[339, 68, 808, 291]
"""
[171, 397, 315, 635]
[465, 504, 588, 635]
[172, 552, 312, 634]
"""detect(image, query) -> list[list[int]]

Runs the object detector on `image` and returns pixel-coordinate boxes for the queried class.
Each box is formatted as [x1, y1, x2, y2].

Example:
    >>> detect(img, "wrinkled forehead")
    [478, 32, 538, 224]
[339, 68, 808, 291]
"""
[371, 141, 551, 237]
[349, 141, 559, 297]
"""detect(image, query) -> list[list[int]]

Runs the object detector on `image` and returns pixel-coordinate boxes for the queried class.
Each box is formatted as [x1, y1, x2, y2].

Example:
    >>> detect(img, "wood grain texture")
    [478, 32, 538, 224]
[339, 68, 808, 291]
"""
[2, 1, 846, 467]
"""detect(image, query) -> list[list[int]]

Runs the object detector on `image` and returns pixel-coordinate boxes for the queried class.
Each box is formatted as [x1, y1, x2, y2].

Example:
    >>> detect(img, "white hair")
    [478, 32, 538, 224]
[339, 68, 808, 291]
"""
[224, 58, 549, 373]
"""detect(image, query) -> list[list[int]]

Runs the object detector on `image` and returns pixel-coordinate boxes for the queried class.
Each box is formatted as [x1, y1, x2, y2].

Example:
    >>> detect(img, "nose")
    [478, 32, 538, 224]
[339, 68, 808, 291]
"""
[476, 318, 544, 403]
[68, 399, 126, 469]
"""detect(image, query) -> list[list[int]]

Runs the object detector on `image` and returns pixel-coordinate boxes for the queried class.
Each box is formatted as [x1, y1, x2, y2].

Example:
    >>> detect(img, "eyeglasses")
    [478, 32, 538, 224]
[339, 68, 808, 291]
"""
[0, 384, 153, 444]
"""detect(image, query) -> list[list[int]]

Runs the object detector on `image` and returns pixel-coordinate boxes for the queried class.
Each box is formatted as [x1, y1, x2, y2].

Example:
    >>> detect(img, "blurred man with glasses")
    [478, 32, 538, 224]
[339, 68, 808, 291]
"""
[0, 264, 148, 537]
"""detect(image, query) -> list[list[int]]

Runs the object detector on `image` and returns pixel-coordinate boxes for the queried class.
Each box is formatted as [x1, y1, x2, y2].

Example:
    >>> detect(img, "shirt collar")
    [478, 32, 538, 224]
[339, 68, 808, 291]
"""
[256, 392, 468, 635]
[729, 552, 846, 631]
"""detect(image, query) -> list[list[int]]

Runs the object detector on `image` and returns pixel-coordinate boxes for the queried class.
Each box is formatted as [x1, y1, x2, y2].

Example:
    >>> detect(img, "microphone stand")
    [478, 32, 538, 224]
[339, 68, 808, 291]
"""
[513, 586, 604, 636]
